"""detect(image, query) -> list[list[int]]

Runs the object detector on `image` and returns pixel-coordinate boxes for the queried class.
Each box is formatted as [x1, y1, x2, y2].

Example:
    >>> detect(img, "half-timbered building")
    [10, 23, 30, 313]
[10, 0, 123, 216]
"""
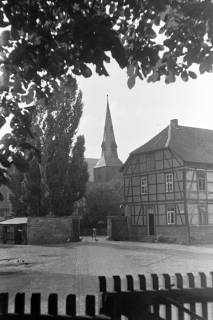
[122, 119, 213, 243]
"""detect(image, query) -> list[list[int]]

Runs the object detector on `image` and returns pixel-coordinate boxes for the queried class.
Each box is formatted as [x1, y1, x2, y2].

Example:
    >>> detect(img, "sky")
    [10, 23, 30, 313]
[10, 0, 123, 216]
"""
[77, 60, 213, 163]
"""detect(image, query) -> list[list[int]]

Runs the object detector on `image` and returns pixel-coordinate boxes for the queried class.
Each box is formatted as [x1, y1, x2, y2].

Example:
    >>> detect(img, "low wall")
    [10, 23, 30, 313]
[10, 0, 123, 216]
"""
[190, 225, 213, 243]
[106, 216, 213, 244]
[156, 226, 189, 243]
[129, 226, 147, 241]
[27, 216, 80, 244]
[107, 216, 129, 240]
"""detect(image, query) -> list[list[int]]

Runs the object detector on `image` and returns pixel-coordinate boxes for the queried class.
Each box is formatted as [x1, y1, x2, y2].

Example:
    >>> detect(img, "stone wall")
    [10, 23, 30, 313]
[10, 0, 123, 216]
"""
[107, 215, 213, 244]
[107, 216, 129, 240]
[27, 216, 80, 244]
[156, 226, 189, 243]
[129, 226, 147, 241]
[190, 225, 213, 243]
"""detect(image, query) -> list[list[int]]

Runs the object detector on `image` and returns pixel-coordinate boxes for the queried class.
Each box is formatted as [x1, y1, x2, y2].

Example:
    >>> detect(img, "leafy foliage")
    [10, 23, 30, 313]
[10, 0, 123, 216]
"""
[10, 75, 89, 216]
[0, 1, 213, 190]
[83, 179, 123, 228]
[9, 157, 42, 217]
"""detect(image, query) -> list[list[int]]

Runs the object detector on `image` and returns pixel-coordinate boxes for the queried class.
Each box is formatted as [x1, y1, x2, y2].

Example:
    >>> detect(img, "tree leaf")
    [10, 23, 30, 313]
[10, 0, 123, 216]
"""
[199, 56, 213, 74]
[109, 3, 115, 14]
[0, 30, 10, 46]
[181, 70, 188, 81]
[188, 70, 197, 79]
[127, 75, 136, 89]
[81, 64, 92, 78]
[0, 115, 6, 129]
[127, 64, 135, 77]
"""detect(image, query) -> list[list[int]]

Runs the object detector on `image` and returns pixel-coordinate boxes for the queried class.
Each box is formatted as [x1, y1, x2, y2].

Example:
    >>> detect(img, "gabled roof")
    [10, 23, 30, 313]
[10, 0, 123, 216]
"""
[130, 120, 213, 164]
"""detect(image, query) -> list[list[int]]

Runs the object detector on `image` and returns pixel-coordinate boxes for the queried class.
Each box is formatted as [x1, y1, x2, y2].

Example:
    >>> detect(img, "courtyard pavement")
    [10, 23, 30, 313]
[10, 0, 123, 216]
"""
[1, 237, 213, 313]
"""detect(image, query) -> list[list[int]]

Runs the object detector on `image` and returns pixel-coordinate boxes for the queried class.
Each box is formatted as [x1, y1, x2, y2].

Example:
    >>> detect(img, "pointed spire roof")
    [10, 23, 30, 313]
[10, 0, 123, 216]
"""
[95, 96, 122, 168]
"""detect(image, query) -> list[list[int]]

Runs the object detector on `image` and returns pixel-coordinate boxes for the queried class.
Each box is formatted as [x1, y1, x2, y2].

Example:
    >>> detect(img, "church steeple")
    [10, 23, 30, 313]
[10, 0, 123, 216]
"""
[94, 96, 122, 183]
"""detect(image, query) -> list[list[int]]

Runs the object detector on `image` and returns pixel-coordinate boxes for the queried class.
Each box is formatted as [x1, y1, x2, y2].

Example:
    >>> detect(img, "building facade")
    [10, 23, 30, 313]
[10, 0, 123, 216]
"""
[94, 96, 122, 183]
[122, 119, 213, 243]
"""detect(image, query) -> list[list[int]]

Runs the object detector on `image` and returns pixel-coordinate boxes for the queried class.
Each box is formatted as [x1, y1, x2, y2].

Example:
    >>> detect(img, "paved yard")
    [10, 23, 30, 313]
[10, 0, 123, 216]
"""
[1, 237, 213, 313]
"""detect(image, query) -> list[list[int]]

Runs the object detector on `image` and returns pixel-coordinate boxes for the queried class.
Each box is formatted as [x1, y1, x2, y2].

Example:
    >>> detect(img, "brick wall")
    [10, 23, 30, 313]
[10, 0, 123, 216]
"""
[27, 216, 80, 244]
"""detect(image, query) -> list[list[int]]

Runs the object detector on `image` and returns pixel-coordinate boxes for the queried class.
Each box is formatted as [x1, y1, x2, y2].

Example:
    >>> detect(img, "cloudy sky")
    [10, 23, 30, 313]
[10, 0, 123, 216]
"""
[78, 60, 213, 163]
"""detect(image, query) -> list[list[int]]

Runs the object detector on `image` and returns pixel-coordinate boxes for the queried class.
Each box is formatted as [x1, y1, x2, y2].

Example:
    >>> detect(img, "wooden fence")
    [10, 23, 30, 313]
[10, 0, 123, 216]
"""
[2, 272, 213, 320]
[99, 272, 213, 320]
[0, 292, 110, 320]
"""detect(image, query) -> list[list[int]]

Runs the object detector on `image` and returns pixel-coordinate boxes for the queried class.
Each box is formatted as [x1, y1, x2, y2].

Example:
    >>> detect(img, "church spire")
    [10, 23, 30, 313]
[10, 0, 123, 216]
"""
[102, 94, 117, 154]
[94, 96, 122, 173]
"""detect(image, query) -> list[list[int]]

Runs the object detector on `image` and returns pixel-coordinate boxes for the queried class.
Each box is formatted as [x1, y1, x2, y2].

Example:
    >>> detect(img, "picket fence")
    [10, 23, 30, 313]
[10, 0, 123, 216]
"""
[99, 272, 213, 320]
[1, 272, 213, 320]
[0, 292, 109, 320]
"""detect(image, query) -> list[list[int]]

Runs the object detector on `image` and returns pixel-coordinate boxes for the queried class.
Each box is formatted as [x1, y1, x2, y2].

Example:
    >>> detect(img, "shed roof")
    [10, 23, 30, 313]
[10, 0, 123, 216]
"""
[0, 217, 28, 225]
[130, 120, 213, 164]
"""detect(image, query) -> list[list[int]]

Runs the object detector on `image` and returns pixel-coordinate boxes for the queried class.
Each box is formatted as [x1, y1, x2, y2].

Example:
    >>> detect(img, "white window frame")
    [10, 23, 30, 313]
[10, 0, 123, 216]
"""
[167, 210, 176, 225]
[197, 171, 206, 192]
[165, 173, 173, 193]
[199, 206, 208, 225]
[141, 176, 148, 194]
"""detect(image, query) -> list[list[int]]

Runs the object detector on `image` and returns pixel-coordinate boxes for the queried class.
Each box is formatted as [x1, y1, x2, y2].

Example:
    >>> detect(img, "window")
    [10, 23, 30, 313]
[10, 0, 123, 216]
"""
[141, 176, 148, 194]
[165, 173, 173, 192]
[197, 171, 206, 192]
[167, 209, 176, 225]
[199, 206, 208, 225]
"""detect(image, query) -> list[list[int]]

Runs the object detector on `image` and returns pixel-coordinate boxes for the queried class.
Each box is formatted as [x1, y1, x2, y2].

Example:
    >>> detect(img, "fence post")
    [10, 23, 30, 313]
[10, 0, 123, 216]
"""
[187, 273, 196, 320]
[66, 294, 76, 316]
[163, 274, 172, 320]
[31, 293, 41, 315]
[99, 276, 107, 293]
[175, 273, 184, 320]
[15, 293, 25, 314]
[151, 274, 160, 318]
[113, 276, 121, 292]
[126, 275, 134, 291]
[86, 295, 95, 317]
[112, 276, 121, 320]
[48, 293, 58, 315]
[199, 272, 208, 319]
[0, 293, 8, 314]
[138, 274, 146, 291]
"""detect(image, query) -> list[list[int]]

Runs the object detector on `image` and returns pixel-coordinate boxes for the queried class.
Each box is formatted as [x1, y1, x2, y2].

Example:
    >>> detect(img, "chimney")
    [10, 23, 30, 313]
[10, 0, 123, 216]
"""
[165, 119, 178, 147]
[170, 119, 178, 127]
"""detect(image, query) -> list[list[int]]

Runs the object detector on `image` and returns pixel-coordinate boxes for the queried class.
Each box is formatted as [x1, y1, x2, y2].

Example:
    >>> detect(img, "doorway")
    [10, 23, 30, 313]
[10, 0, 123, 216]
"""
[149, 214, 155, 235]
[147, 206, 155, 236]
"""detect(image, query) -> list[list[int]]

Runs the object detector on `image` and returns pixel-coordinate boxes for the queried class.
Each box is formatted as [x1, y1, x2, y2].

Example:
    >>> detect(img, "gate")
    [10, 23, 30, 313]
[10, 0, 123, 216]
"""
[99, 272, 213, 320]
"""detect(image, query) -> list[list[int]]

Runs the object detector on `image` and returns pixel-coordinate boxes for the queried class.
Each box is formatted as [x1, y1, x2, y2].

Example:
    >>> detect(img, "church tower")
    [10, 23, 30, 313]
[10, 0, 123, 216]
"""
[94, 96, 123, 183]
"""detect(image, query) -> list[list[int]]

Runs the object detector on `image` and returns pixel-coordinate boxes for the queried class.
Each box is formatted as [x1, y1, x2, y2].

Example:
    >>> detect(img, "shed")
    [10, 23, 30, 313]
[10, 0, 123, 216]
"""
[0, 217, 28, 244]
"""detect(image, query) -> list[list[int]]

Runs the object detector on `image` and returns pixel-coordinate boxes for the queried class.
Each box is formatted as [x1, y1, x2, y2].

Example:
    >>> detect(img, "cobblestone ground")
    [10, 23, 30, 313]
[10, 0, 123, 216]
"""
[1, 237, 213, 314]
